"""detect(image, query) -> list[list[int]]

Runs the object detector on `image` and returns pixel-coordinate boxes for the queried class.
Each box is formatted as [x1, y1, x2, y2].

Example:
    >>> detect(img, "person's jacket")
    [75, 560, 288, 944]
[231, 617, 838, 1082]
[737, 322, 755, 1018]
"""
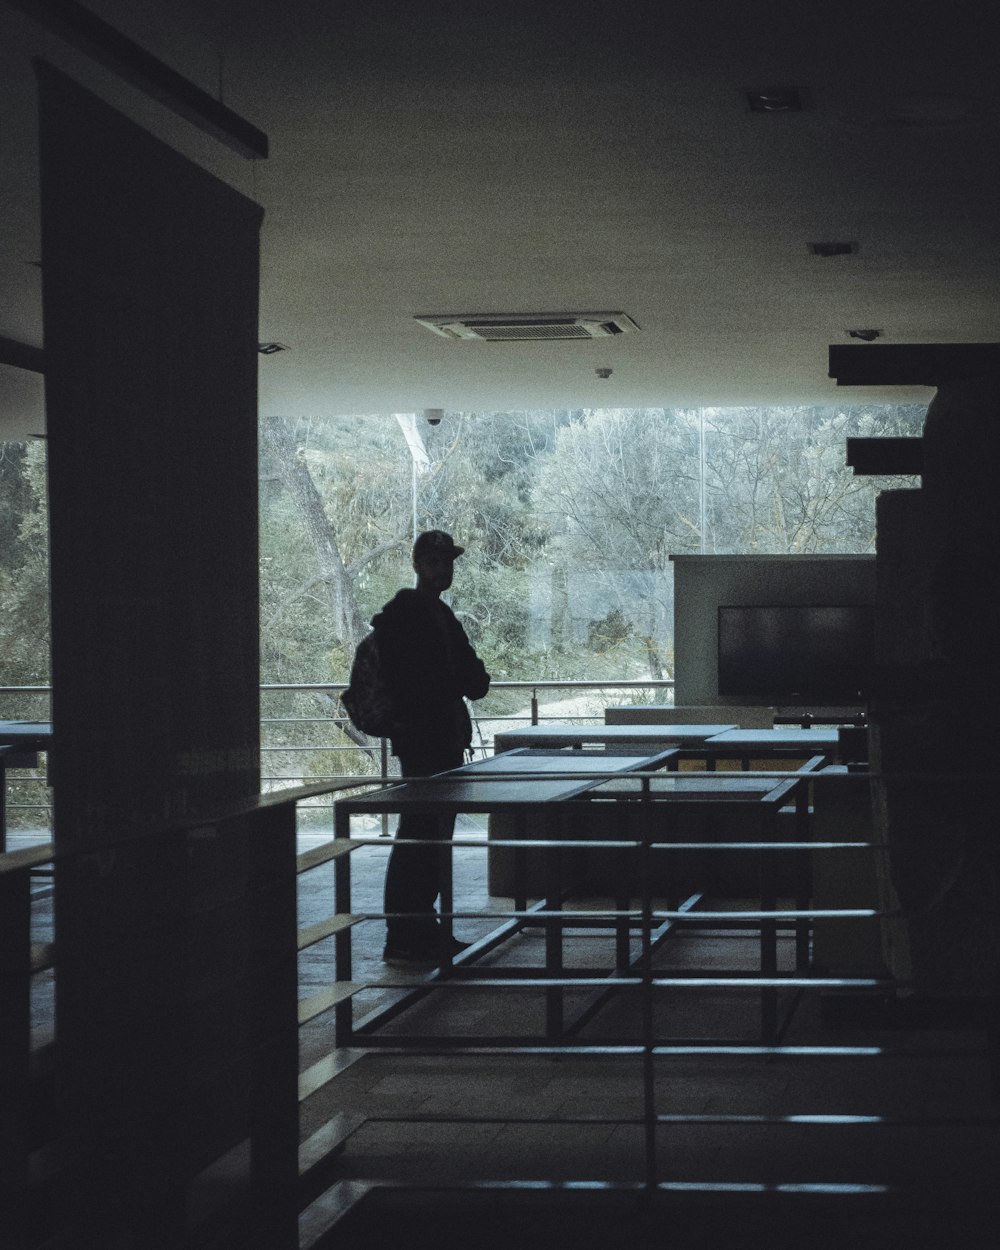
[371, 589, 490, 755]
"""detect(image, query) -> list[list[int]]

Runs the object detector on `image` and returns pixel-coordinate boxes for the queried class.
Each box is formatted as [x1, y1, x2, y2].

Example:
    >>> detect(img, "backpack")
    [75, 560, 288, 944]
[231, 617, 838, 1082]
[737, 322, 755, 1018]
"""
[341, 630, 396, 737]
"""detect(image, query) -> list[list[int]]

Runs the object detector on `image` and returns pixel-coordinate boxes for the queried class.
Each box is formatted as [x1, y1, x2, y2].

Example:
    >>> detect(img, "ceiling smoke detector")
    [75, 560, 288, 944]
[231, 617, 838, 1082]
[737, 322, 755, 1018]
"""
[807, 241, 859, 257]
[414, 312, 640, 342]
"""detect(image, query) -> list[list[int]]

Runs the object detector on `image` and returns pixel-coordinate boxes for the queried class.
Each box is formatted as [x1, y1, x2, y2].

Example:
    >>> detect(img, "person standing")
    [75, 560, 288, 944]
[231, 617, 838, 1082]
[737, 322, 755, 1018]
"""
[372, 530, 491, 965]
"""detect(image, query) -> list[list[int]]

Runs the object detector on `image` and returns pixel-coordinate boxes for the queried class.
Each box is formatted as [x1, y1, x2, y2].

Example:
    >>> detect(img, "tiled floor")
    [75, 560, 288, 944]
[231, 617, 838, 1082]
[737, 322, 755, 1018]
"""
[297, 833, 1000, 1246]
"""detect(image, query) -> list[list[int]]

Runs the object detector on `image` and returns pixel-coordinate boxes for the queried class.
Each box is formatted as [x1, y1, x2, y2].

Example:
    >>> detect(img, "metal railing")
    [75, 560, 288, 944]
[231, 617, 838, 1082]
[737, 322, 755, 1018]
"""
[1, 679, 676, 842]
[4, 720, 997, 1237]
[0, 686, 53, 843]
[259, 677, 676, 814]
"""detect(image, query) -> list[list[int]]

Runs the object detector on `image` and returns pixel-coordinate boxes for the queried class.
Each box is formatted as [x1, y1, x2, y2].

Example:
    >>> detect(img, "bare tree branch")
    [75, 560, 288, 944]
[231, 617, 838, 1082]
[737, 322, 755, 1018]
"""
[263, 573, 328, 627]
[261, 415, 368, 648]
[347, 537, 407, 578]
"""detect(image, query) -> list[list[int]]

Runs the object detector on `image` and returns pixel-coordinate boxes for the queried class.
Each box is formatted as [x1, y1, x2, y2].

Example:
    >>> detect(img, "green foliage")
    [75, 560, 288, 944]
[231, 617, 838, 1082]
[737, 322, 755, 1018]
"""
[0, 440, 50, 688]
[588, 607, 633, 652]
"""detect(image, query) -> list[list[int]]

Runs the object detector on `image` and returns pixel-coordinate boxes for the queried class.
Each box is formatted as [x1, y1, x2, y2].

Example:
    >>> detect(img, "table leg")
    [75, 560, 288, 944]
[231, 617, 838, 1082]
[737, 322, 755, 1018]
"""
[544, 812, 564, 1042]
[759, 807, 778, 1045]
[438, 822, 455, 971]
[794, 779, 811, 971]
[639, 778, 658, 1190]
[615, 804, 631, 972]
[334, 806, 353, 1047]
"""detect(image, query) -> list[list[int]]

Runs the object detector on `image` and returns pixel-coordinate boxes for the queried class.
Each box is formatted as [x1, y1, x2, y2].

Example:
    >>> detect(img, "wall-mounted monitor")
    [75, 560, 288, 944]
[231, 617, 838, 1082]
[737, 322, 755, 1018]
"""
[717, 604, 874, 704]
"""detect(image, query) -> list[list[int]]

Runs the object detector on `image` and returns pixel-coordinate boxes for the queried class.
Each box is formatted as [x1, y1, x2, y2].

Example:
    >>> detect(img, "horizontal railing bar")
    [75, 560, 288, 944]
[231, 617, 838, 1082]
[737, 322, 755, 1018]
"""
[262, 743, 360, 752]
[0, 843, 55, 874]
[300, 1176, 900, 1196]
[297, 914, 360, 950]
[365, 976, 645, 989]
[651, 977, 892, 989]
[311, 1032, 987, 1072]
[295, 839, 366, 872]
[264, 711, 632, 724]
[259, 679, 676, 693]
[337, 837, 873, 850]
[339, 975, 894, 991]
[306, 1042, 892, 1058]
[327, 907, 874, 921]
[660, 1181, 890, 1194]
[353, 1109, 1000, 1128]
[337, 768, 819, 780]
[298, 983, 364, 1024]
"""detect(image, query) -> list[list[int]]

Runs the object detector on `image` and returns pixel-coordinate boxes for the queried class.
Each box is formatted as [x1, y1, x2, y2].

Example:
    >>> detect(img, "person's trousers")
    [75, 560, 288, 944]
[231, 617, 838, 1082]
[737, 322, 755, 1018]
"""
[384, 740, 464, 947]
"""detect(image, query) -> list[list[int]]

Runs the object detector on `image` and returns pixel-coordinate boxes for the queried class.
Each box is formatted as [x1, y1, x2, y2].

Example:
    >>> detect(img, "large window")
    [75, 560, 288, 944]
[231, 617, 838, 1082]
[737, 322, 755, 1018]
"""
[0, 406, 924, 804]
[0, 405, 924, 694]
[258, 405, 924, 689]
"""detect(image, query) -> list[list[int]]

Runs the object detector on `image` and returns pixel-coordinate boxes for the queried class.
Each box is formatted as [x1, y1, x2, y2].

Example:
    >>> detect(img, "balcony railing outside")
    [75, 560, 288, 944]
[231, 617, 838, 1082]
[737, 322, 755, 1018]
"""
[0, 685, 53, 844]
[1, 679, 676, 842]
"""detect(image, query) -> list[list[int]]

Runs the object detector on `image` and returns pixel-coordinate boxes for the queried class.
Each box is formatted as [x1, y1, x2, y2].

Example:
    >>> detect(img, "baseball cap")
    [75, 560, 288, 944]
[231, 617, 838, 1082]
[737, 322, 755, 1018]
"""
[412, 529, 465, 560]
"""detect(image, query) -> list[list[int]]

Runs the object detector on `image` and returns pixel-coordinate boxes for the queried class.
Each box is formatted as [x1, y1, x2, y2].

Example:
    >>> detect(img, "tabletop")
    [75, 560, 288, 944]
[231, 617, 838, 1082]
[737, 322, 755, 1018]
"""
[581, 772, 803, 808]
[456, 746, 679, 777]
[702, 727, 840, 751]
[493, 723, 738, 752]
[0, 720, 53, 747]
[337, 746, 682, 815]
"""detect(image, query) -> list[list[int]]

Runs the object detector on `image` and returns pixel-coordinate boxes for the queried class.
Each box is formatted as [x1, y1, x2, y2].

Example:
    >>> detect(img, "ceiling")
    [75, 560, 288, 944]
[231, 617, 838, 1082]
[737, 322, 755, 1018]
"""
[2, 0, 998, 439]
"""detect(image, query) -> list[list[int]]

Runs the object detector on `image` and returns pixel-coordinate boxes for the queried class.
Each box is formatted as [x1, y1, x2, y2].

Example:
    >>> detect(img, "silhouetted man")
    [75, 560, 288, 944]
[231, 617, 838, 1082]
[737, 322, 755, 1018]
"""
[373, 530, 490, 965]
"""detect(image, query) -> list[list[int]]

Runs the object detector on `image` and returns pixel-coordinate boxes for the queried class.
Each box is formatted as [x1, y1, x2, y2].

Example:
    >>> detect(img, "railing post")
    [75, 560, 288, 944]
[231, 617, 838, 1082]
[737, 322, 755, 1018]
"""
[380, 736, 390, 837]
[530, 688, 539, 725]
[639, 770, 657, 1193]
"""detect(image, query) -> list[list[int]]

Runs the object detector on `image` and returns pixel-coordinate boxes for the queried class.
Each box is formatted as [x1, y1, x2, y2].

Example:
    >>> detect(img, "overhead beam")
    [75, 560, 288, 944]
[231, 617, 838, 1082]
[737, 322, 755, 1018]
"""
[11, 0, 267, 159]
[829, 343, 1000, 388]
[0, 336, 45, 373]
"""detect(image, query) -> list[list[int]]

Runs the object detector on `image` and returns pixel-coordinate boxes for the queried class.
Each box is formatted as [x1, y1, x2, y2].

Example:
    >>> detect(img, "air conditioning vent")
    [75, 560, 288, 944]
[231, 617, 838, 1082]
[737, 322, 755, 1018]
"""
[414, 312, 640, 342]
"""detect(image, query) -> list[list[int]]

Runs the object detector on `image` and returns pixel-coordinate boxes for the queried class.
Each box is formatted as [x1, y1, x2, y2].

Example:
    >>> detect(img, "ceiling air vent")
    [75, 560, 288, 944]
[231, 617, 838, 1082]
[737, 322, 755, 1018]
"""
[414, 312, 640, 342]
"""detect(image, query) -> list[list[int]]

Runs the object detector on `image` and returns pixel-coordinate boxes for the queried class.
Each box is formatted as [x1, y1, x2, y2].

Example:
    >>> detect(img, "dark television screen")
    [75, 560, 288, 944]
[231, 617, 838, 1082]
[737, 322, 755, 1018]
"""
[717, 604, 874, 702]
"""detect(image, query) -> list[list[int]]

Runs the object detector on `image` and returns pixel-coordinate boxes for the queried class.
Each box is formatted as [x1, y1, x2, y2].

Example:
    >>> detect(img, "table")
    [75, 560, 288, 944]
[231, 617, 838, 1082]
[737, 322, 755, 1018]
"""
[332, 749, 812, 1047]
[336, 748, 680, 1046]
[698, 727, 841, 769]
[0, 722, 52, 853]
[574, 771, 813, 1042]
[493, 722, 738, 753]
[704, 727, 840, 751]
[457, 745, 680, 779]
[605, 703, 776, 729]
[0, 720, 52, 756]
[344, 746, 672, 813]
[478, 747, 680, 897]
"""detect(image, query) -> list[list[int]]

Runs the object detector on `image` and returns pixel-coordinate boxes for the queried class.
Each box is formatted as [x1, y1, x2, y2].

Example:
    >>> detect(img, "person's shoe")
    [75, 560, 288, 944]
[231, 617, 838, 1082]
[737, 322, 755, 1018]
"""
[382, 941, 439, 968]
[382, 934, 471, 967]
[439, 934, 471, 960]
